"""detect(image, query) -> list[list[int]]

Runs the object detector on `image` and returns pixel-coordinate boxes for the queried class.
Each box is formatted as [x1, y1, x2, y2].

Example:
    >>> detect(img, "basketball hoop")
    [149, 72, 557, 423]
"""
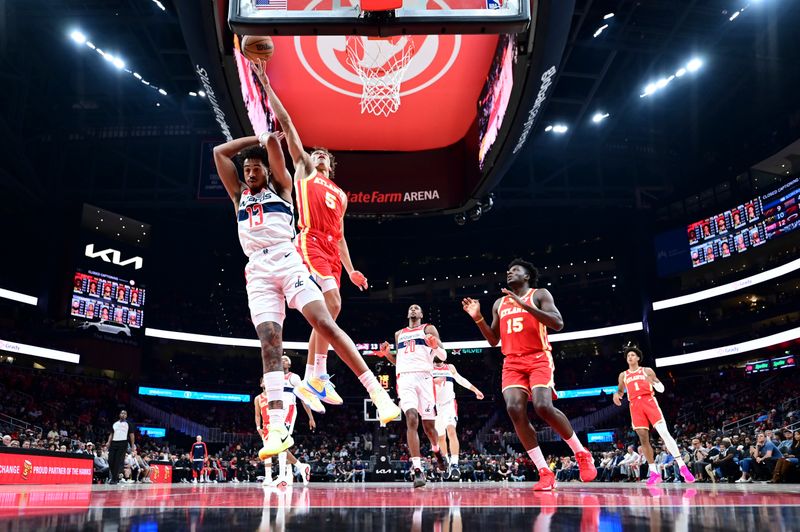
[345, 36, 416, 117]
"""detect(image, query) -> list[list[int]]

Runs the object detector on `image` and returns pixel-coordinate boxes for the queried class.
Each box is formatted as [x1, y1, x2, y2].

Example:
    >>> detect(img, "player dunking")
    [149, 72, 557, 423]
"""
[378, 304, 448, 488]
[431, 357, 484, 480]
[252, 61, 368, 413]
[462, 259, 596, 491]
[255, 356, 313, 486]
[190, 435, 207, 484]
[613, 346, 695, 485]
[212, 129, 400, 460]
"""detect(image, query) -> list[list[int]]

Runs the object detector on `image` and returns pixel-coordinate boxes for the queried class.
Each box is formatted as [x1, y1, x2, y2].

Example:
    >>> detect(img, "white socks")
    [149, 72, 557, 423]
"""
[314, 353, 328, 378]
[648, 463, 658, 476]
[357, 371, 382, 394]
[565, 433, 586, 454]
[411, 457, 422, 470]
[450, 455, 459, 466]
[264, 459, 272, 481]
[527, 447, 548, 471]
[304, 364, 314, 382]
[278, 452, 287, 478]
[263, 371, 284, 426]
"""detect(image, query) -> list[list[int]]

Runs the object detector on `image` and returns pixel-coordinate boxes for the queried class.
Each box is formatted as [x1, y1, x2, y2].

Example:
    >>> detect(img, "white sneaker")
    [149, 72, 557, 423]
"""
[369, 388, 401, 424]
[191, 478, 197, 484]
[297, 463, 312, 486]
[263, 477, 273, 486]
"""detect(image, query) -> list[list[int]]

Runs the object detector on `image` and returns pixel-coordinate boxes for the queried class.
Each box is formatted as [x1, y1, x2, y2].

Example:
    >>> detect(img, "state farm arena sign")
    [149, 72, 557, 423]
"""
[0, 452, 92, 485]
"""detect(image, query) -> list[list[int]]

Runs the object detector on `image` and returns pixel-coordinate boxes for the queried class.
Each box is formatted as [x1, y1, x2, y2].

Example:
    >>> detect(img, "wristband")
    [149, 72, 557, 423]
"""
[474, 317, 485, 324]
[258, 131, 269, 144]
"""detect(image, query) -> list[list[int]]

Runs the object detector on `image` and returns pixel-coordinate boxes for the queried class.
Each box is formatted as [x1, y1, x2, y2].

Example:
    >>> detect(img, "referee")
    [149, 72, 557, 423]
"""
[106, 409, 135, 485]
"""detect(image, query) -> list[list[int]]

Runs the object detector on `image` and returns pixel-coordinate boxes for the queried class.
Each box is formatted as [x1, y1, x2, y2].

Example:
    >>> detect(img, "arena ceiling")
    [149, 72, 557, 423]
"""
[1, 0, 799, 218]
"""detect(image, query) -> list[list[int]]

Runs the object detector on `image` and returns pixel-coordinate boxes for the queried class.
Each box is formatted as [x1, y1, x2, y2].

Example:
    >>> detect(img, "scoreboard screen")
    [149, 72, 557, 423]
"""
[71, 270, 145, 329]
[744, 354, 796, 374]
[688, 177, 799, 268]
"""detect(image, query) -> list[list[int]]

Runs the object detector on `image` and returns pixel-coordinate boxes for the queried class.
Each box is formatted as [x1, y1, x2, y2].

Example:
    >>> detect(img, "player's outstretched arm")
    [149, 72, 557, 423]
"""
[451, 366, 484, 399]
[260, 131, 293, 195]
[461, 297, 501, 346]
[612, 372, 625, 406]
[338, 200, 368, 291]
[251, 60, 314, 176]
[212, 136, 257, 208]
[423, 324, 447, 360]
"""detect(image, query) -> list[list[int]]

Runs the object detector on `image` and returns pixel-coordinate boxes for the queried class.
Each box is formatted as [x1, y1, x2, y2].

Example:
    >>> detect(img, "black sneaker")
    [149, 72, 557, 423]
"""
[413, 468, 426, 488]
[450, 465, 461, 481]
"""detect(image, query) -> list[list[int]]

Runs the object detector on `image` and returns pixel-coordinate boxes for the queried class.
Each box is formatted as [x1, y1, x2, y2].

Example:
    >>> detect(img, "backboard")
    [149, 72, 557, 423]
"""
[229, 0, 531, 37]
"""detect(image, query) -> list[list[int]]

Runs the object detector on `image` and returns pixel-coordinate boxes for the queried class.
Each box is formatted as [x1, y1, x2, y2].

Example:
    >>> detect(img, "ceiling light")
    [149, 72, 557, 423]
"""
[552, 124, 569, 134]
[544, 125, 553, 132]
[158, 88, 167, 95]
[675, 68, 687, 77]
[189, 91, 197, 97]
[591, 112, 610, 124]
[593, 24, 609, 38]
[686, 58, 703, 72]
[729, 11, 740, 21]
[111, 56, 125, 70]
[198, 90, 207, 97]
[69, 30, 87, 45]
[603, 13, 614, 19]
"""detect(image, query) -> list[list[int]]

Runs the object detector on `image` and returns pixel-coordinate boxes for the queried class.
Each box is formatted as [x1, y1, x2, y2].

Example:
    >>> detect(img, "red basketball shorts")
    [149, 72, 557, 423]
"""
[501, 351, 558, 400]
[629, 396, 665, 430]
[297, 231, 341, 292]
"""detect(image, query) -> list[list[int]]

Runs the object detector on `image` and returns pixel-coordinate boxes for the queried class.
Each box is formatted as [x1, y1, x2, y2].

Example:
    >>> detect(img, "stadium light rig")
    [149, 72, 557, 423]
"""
[545, 124, 569, 134]
[591, 112, 610, 124]
[640, 57, 703, 98]
[68, 29, 168, 96]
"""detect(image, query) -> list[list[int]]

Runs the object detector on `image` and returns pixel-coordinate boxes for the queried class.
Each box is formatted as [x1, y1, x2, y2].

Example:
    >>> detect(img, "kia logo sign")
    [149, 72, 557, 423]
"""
[84, 244, 143, 270]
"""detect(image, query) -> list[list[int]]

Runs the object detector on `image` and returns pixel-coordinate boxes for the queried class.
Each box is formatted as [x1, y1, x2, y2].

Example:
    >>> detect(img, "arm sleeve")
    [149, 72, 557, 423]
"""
[451, 369, 474, 389]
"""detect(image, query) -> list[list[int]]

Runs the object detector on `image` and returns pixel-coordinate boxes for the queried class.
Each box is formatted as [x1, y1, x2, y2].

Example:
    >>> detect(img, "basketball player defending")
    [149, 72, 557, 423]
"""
[213, 132, 400, 460]
[432, 357, 484, 480]
[613, 347, 695, 485]
[462, 259, 596, 491]
[378, 304, 448, 488]
[255, 356, 314, 486]
[253, 61, 368, 412]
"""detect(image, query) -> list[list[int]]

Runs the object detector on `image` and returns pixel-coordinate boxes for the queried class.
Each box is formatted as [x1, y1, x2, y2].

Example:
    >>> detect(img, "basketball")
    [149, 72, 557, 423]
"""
[241, 35, 274, 62]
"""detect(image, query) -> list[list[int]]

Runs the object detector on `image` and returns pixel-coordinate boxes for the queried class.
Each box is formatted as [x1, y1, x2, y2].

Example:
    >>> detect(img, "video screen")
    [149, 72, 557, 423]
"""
[687, 177, 799, 268]
[478, 34, 515, 168]
[71, 270, 145, 329]
[587, 431, 615, 444]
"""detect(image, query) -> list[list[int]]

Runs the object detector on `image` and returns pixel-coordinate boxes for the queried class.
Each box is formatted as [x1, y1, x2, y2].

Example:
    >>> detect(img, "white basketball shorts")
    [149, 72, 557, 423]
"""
[245, 241, 324, 327]
[435, 400, 458, 433]
[397, 371, 436, 420]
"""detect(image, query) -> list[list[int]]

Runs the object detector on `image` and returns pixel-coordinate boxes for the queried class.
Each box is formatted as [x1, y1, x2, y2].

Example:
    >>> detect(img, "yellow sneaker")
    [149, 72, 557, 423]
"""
[258, 424, 294, 460]
[293, 383, 326, 414]
[370, 388, 401, 424]
[308, 374, 344, 406]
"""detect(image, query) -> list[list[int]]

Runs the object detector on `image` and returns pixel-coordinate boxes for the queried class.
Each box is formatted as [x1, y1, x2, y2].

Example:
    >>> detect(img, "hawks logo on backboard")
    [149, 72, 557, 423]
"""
[295, 0, 460, 101]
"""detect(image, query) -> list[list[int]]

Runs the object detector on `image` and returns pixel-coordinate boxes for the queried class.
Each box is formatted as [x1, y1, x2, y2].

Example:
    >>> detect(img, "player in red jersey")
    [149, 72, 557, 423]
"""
[253, 61, 368, 413]
[613, 346, 695, 485]
[462, 259, 596, 491]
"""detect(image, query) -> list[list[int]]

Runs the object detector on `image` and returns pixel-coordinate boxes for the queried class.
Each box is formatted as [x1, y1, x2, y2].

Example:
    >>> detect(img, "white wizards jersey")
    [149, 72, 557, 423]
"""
[260, 372, 300, 408]
[432, 365, 456, 404]
[237, 186, 296, 257]
[395, 324, 435, 375]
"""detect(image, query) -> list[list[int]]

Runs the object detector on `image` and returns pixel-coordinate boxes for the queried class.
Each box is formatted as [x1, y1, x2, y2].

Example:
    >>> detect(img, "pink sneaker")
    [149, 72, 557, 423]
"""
[646, 472, 662, 486]
[679, 465, 696, 483]
[574, 450, 597, 482]
[533, 468, 556, 491]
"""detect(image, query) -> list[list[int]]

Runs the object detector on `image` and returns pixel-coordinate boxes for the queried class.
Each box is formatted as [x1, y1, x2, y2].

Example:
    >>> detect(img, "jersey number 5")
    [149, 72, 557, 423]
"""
[506, 317, 524, 333]
[246, 204, 264, 228]
[325, 191, 337, 209]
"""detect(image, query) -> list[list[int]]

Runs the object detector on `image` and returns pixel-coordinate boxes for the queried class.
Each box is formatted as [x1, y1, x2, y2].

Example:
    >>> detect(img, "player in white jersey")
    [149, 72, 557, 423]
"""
[213, 133, 401, 459]
[255, 356, 314, 486]
[378, 304, 448, 488]
[431, 358, 484, 479]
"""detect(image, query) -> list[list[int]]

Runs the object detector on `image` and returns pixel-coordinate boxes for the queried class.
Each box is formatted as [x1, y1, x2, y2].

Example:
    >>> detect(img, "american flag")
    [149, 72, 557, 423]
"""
[255, 0, 288, 9]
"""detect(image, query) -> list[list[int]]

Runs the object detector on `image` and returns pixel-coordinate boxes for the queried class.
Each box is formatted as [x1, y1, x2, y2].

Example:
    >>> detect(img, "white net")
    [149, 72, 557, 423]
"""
[345, 36, 416, 117]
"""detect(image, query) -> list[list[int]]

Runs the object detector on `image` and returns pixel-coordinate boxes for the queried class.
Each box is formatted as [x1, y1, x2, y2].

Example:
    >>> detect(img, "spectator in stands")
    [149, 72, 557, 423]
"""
[690, 438, 711, 481]
[771, 430, 800, 484]
[174, 454, 192, 483]
[91, 445, 110, 483]
[707, 438, 738, 482]
[352, 458, 366, 483]
[737, 432, 783, 482]
[1, 435, 10, 446]
[778, 429, 794, 455]
[473, 461, 486, 482]
[618, 445, 640, 482]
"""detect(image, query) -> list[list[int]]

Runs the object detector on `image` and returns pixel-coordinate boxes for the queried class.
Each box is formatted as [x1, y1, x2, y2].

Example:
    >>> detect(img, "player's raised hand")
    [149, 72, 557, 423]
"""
[349, 270, 368, 291]
[250, 59, 270, 87]
[461, 297, 481, 319]
[377, 341, 391, 357]
[424, 334, 439, 349]
[500, 288, 524, 306]
[612, 392, 622, 407]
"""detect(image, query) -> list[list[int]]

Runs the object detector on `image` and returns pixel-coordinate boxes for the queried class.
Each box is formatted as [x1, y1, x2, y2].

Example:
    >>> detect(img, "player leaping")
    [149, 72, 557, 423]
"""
[613, 346, 695, 485]
[212, 128, 400, 461]
[431, 357, 484, 480]
[378, 304, 449, 488]
[252, 60, 368, 413]
[462, 259, 596, 491]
